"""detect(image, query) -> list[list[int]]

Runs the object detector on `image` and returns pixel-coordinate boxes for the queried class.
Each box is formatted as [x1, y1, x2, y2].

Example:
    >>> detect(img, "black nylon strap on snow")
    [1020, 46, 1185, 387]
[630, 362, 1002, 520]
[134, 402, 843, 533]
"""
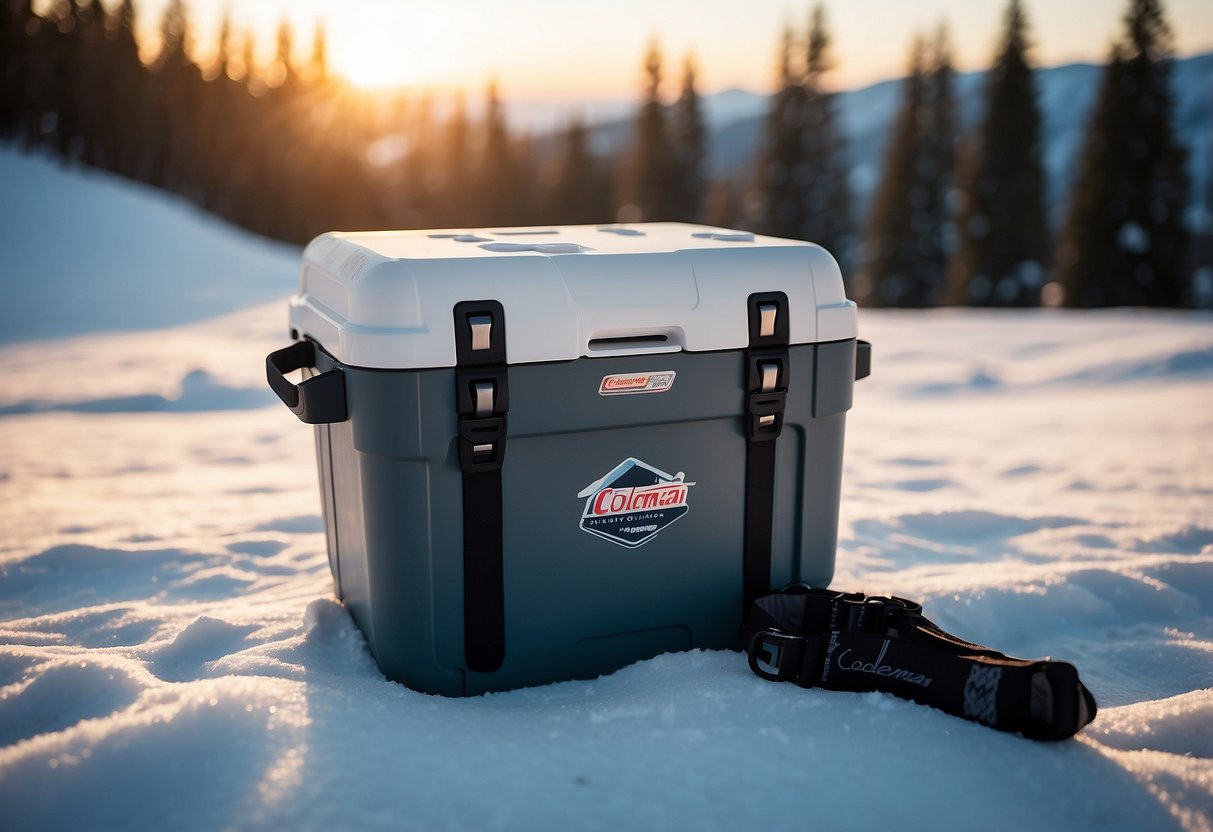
[744, 586, 1098, 740]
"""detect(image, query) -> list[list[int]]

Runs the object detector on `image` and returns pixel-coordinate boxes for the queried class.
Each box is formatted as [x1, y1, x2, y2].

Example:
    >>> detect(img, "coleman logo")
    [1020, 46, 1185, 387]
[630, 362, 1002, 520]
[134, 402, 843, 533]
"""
[598, 371, 676, 396]
[835, 640, 933, 688]
[577, 457, 694, 548]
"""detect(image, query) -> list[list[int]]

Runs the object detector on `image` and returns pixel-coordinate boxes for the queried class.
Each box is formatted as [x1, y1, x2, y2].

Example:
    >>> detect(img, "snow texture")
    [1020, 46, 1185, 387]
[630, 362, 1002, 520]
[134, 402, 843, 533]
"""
[1, 150, 1212, 831]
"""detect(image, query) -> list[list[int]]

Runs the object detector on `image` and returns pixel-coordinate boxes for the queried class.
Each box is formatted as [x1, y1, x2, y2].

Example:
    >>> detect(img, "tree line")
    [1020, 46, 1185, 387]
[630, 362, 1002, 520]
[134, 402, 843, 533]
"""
[1, 0, 1203, 307]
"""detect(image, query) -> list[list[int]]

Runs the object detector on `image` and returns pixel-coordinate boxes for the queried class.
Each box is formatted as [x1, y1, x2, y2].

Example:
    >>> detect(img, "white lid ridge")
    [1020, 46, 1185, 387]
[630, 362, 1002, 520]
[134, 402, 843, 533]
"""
[290, 222, 858, 369]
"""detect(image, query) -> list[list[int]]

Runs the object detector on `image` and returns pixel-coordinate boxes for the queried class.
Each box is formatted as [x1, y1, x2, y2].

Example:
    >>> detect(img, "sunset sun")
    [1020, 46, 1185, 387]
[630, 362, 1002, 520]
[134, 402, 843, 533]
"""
[326, 7, 454, 89]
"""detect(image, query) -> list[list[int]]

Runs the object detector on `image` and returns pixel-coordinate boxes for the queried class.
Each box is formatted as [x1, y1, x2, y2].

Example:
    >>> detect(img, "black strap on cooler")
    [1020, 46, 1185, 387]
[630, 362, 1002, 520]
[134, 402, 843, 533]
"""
[744, 585, 1098, 740]
[742, 293, 790, 607]
[453, 301, 509, 673]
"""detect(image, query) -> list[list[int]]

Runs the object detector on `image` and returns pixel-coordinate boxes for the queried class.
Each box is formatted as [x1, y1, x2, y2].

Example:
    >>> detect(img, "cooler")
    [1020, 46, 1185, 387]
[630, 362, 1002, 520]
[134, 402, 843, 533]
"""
[265, 222, 869, 696]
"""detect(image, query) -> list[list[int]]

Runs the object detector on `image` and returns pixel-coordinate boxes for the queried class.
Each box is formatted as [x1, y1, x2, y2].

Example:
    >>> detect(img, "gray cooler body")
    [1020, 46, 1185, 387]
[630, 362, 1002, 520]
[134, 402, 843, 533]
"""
[269, 223, 866, 696]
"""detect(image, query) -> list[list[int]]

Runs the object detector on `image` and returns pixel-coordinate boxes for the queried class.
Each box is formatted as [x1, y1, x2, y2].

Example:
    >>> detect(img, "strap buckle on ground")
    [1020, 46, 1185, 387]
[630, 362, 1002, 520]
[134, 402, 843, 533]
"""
[747, 629, 805, 682]
[834, 594, 919, 634]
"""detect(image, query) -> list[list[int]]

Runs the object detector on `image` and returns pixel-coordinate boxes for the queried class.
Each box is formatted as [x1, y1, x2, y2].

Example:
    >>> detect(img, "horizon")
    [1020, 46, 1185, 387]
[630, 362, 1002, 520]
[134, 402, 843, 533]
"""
[38, 0, 1213, 109]
[494, 47, 1212, 132]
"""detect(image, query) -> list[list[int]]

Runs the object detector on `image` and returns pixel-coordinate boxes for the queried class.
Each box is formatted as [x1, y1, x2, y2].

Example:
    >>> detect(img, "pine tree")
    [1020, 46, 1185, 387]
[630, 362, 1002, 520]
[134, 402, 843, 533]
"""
[438, 92, 471, 226]
[266, 18, 312, 239]
[543, 118, 611, 225]
[305, 20, 327, 87]
[669, 54, 706, 221]
[146, 0, 201, 191]
[272, 17, 295, 91]
[478, 81, 516, 226]
[402, 97, 437, 224]
[205, 11, 231, 80]
[57, 0, 106, 162]
[752, 25, 808, 237]
[1056, 0, 1190, 307]
[4, 1, 52, 146]
[858, 38, 935, 307]
[221, 28, 262, 226]
[623, 39, 675, 221]
[195, 10, 240, 215]
[799, 5, 855, 267]
[100, 0, 145, 179]
[27, 2, 68, 151]
[240, 27, 259, 90]
[1, 1, 31, 137]
[854, 28, 956, 308]
[510, 131, 540, 225]
[920, 25, 957, 300]
[946, 0, 1049, 306]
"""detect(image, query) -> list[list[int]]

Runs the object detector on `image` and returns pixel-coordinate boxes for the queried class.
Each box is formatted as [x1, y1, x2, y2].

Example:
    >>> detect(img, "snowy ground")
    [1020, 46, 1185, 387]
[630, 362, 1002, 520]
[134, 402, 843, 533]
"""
[1, 150, 1211, 831]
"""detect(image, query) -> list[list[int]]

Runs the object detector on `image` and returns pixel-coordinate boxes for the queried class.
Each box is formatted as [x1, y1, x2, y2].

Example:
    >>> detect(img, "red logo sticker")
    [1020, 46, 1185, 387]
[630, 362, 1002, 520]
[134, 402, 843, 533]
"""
[577, 458, 694, 547]
[598, 371, 676, 396]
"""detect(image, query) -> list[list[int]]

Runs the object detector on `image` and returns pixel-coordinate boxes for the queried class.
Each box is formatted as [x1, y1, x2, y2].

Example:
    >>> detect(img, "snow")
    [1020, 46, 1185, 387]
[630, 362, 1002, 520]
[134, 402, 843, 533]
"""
[0, 149, 297, 344]
[2, 150, 1213, 830]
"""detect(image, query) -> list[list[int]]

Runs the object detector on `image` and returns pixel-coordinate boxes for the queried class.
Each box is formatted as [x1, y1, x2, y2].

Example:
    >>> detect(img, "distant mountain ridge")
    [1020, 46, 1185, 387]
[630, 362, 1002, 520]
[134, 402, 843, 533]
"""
[572, 51, 1212, 227]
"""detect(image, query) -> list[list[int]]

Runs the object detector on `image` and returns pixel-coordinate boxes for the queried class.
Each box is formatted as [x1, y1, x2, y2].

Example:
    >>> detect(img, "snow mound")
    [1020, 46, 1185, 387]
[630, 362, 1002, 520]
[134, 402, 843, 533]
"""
[0, 369, 273, 416]
[0, 148, 298, 343]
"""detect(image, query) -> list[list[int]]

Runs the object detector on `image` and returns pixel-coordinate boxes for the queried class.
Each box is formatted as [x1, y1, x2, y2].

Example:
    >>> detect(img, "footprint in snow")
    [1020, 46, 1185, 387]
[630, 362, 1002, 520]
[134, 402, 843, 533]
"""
[148, 615, 259, 683]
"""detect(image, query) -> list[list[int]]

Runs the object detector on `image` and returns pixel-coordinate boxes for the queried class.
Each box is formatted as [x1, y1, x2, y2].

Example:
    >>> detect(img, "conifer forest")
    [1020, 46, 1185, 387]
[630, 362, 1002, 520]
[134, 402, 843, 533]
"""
[1, 0, 1206, 307]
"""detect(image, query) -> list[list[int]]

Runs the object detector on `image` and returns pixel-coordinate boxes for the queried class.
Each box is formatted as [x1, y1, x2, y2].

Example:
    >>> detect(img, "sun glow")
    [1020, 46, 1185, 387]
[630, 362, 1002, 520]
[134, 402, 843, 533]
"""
[326, 7, 456, 89]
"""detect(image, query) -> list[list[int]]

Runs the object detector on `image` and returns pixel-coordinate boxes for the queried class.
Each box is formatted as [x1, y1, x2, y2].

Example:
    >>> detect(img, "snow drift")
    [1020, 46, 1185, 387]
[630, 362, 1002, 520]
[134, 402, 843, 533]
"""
[1, 150, 1211, 831]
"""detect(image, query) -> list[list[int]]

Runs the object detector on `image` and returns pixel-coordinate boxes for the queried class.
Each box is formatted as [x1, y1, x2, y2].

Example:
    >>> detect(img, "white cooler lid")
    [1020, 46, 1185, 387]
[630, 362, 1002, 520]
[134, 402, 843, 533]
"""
[290, 222, 858, 369]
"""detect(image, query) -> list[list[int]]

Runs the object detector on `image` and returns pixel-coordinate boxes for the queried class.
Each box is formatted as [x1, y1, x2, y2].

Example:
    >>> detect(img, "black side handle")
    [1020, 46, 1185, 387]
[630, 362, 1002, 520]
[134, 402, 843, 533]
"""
[266, 341, 348, 424]
[855, 340, 872, 381]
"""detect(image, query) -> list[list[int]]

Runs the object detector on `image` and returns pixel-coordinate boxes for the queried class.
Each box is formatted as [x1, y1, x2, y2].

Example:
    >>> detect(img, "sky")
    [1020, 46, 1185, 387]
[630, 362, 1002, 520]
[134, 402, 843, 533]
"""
[81, 0, 1213, 100]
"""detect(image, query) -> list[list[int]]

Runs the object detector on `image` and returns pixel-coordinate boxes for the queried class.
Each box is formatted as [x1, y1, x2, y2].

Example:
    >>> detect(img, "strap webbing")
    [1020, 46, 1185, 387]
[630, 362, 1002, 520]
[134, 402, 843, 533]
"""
[462, 470, 505, 672]
[744, 586, 1098, 740]
[742, 440, 776, 606]
[453, 300, 509, 673]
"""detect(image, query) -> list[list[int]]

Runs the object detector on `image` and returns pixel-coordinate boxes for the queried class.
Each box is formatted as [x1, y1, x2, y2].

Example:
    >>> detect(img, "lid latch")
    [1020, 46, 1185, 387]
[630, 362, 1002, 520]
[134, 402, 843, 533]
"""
[757, 302, 778, 339]
[454, 302, 509, 473]
[746, 293, 790, 441]
[747, 356, 787, 439]
[469, 315, 494, 352]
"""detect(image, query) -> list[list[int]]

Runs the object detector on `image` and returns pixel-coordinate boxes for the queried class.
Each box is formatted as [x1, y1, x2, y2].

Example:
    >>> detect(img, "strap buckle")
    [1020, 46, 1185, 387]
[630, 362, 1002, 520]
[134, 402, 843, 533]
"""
[747, 389, 787, 440]
[832, 593, 919, 634]
[746, 354, 788, 440]
[456, 369, 509, 473]
[458, 412, 507, 472]
[747, 629, 804, 682]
